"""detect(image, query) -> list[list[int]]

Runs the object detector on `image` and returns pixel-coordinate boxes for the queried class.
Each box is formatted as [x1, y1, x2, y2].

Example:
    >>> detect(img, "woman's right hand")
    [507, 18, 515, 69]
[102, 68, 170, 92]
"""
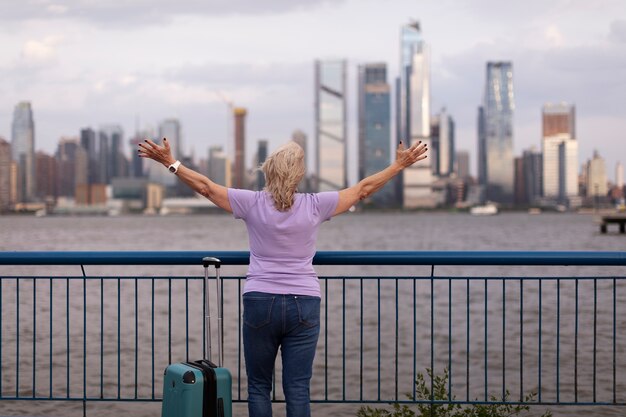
[395, 140, 428, 169]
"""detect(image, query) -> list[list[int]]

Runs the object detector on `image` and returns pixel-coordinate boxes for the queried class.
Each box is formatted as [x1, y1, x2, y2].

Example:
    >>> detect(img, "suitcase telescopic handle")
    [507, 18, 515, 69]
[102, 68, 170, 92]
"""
[202, 257, 221, 269]
[202, 256, 223, 367]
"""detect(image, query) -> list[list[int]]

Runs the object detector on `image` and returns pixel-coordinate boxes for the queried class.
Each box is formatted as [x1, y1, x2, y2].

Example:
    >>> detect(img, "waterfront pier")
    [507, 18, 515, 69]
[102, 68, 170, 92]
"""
[598, 214, 626, 234]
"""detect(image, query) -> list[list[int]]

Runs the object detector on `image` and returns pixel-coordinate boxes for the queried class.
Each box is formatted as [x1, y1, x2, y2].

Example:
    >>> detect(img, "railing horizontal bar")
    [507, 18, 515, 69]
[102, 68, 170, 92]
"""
[3, 275, 626, 281]
[2, 397, 626, 407]
[1, 251, 626, 266]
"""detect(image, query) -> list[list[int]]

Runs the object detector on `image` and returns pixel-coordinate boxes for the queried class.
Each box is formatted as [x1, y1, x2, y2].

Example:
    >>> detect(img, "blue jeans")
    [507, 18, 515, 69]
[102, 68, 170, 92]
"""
[242, 292, 321, 417]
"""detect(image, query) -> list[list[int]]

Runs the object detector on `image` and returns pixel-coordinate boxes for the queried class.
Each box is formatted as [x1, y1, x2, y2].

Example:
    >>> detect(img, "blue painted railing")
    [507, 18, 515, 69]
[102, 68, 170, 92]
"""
[0, 251, 626, 415]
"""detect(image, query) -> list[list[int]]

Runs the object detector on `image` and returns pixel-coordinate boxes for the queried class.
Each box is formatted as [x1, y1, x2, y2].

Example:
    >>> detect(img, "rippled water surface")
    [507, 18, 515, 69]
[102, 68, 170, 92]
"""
[0, 212, 625, 417]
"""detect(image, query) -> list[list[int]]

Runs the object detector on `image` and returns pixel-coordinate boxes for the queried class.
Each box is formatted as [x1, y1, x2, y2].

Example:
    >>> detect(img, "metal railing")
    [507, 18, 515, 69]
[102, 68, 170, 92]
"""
[0, 251, 626, 412]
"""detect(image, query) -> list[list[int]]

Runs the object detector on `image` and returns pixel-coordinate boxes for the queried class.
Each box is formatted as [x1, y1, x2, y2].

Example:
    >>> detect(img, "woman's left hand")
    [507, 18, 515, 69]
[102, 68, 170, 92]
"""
[137, 138, 176, 167]
[395, 140, 428, 169]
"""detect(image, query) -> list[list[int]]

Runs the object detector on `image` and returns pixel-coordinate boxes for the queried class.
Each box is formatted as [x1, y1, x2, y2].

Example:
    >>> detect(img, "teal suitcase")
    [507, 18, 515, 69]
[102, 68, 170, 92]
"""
[161, 257, 232, 417]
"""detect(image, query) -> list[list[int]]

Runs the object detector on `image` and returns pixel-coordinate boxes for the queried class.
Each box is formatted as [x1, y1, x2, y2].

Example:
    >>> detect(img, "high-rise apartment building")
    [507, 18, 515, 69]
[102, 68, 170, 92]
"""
[256, 140, 269, 191]
[291, 130, 310, 192]
[159, 119, 182, 159]
[0, 138, 11, 211]
[514, 148, 543, 206]
[99, 125, 124, 182]
[358, 62, 395, 207]
[291, 130, 307, 153]
[478, 62, 514, 203]
[128, 135, 144, 178]
[542, 103, 578, 203]
[430, 108, 455, 177]
[233, 108, 247, 189]
[208, 146, 230, 187]
[398, 21, 434, 208]
[56, 138, 88, 197]
[11, 101, 36, 202]
[455, 151, 470, 179]
[586, 151, 608, 197]
[315, 59, 347, 191]
[80, 127, 97, 185]
[35, 151, 57, 201]
[616, 162, 624, 189]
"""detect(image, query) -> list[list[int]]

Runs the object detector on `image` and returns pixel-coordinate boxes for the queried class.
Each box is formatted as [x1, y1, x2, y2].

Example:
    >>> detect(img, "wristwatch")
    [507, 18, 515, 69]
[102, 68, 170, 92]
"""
[168, 160, 181, 174]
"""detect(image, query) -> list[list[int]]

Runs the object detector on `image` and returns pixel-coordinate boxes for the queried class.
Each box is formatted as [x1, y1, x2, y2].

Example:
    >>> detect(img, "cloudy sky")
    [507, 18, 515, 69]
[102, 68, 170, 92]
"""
[0, 0, 624, 182]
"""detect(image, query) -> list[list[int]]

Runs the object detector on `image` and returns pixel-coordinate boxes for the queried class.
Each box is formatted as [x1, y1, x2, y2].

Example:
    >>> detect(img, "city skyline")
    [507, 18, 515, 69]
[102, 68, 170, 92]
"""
[0, 0, 624, 185]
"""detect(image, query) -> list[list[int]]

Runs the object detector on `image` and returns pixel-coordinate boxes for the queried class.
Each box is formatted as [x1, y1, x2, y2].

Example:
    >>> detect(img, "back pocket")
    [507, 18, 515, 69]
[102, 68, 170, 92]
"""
[243, 295, 275, 329]
[295, 296, 320, 328]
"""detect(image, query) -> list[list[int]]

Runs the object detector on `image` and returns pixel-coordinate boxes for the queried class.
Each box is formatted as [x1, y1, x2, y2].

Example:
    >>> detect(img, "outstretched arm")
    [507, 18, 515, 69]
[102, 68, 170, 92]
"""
[137, 138, 232, 213]
[333, 140, 427, 216]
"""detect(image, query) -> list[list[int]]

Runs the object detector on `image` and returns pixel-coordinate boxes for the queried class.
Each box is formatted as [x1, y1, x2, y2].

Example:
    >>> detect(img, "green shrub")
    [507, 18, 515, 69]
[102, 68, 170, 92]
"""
[357, 368, 552, 417]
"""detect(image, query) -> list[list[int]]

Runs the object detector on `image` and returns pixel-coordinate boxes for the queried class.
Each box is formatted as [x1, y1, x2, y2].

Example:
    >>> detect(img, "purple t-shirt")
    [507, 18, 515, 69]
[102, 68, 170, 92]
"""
[227, 189, 339, 297]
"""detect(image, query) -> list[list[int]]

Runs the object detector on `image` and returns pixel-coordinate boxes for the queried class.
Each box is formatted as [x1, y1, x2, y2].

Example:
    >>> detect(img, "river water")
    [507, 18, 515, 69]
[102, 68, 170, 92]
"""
[0, 212, 625, 417]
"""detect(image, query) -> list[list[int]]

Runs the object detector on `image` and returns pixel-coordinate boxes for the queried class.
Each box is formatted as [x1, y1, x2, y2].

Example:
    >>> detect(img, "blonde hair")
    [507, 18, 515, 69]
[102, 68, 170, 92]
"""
[261, 141, 305, 211]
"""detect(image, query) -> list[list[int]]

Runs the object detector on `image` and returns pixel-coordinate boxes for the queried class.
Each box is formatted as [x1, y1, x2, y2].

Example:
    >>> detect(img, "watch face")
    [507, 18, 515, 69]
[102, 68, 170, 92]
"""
[169, 166, 176, 172]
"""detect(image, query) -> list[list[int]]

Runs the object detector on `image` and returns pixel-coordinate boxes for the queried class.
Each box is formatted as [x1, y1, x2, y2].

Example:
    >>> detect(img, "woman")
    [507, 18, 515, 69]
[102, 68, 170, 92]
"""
[138, 138, 427, 417]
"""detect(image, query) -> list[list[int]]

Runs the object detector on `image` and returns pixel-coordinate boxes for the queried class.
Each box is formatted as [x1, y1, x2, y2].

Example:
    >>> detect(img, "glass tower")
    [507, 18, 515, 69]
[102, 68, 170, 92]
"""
[430, 108, 455, 177]
[478, 62, 514, 203]
[11, 101, 36, 202]
[358, 63, 395, 207]
[315, 59, 347, 191]
[398, 21, 434, 208]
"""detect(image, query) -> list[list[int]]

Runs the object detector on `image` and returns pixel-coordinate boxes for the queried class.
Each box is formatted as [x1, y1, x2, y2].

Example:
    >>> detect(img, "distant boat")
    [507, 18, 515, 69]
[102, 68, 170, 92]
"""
[528, 208, 542, 215]
[470, 203, 498, 215]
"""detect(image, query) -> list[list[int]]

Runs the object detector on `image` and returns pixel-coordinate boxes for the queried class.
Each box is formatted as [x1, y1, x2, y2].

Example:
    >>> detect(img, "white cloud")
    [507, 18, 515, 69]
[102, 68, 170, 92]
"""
[46, 4, 68, 15]
[545, 25, 565, 47]
[20, 35, 63, 65]
[0, 0, 344, 26]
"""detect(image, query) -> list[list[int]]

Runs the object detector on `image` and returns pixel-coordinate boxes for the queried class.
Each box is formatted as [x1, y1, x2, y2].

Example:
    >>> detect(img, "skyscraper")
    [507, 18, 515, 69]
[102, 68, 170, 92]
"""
[256, 140, 269, 191]
[291, 130, 309, 192]
[208, 146, 230, 187]
[159, 119, 182, 159]
[0, 138, 11, 211]
[430, 108, 455, 177]
[129, 135, 145, 178]
[35, 151, 57, 201]
[291, 130, 307, 153]
[478, 62, 514, 204]
[586, 151, 607, 197]
[315, 59, 347, 191]
[514, 148, 542, 206]
[233, 107, 247, 189]
[56, 137, 87, 198]
[11, 101, 36, 202]
[80, 127, 97, 185]
[358, 62, 395, 207]
[100, 125, 124, 181]
[542, 103, 578, 203]
[398, 21, 434, 208]
[616, 162, 624, 189]
[455, 151, 470, 179]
